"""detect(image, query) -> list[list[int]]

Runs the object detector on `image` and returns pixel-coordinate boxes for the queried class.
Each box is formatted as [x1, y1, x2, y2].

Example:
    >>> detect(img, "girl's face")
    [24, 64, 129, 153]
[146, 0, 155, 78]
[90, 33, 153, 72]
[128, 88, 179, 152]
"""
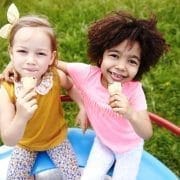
[9, 27, 56, 81]
[100, 39, 141, 87]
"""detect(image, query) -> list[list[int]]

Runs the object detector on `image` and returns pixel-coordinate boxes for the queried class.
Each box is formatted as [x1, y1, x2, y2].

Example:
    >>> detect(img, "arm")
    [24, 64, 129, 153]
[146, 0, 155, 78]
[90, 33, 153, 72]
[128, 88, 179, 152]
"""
[109, 93, 153, 140]
[68, 84, 90, 132]
[57, 69, 89, 132]
[0, 86, 37, 146]
[56, 60, 69, 74]
[56, 63, 82, 106]
[126, 108, 152, 140]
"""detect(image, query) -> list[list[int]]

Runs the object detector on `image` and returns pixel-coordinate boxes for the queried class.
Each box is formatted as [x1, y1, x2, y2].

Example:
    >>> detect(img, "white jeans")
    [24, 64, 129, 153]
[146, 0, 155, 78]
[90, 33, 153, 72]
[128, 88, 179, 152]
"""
[81, 137, 143, 180]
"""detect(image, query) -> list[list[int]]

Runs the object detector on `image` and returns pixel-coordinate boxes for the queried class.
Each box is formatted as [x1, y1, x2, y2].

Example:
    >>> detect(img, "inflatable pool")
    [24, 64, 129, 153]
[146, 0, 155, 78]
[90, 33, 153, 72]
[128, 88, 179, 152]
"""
[0, 128, 178, 180]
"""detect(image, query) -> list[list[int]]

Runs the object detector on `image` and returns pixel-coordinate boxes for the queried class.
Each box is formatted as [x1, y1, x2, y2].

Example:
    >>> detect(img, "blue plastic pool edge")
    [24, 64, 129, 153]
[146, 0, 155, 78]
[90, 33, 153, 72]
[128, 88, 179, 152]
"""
[0, 128, 178, 180]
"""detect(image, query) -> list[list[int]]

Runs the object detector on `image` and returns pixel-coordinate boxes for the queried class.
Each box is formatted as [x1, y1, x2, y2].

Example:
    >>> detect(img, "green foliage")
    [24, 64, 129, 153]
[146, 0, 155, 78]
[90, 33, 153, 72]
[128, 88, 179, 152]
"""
[0, 0, 179, 176]
[145, 125, 180, 175]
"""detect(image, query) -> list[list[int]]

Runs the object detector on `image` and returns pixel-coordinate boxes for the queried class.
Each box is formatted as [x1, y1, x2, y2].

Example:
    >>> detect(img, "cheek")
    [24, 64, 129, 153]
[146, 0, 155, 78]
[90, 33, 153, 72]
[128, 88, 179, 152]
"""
[12, 56, 22, 67]
[131, 67, 139, 77]
[39, 61, 50, 73]
[100, 62, 107, 73]
[101, 58, 111, 69]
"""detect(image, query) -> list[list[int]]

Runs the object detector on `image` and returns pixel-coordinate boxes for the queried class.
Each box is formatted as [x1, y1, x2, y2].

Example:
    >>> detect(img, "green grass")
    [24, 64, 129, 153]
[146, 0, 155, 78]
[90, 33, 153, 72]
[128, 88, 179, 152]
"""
[0, 0, 179, 176]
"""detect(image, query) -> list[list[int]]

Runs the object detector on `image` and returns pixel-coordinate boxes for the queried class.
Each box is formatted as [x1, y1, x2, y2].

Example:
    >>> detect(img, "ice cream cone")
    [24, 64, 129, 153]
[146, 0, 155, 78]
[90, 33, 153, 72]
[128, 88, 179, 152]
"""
[108, 82, 121, 95]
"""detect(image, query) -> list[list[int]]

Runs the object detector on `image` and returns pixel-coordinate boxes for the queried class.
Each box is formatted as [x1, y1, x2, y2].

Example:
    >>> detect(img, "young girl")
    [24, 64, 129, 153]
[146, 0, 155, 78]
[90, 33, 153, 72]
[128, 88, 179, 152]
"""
[0, 5, 82, 180]
[56, 11, 169, 180]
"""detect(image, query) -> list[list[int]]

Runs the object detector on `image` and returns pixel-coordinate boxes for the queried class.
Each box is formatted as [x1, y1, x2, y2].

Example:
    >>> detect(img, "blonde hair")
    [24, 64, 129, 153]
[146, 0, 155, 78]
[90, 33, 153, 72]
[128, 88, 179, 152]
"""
[9, 15, 58, 65]
[9, 15, 57, 50]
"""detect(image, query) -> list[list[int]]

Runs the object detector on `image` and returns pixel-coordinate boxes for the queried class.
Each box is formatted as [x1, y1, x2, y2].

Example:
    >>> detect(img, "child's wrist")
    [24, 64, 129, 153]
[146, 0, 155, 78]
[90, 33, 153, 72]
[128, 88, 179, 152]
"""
[124, 107, 135, 121]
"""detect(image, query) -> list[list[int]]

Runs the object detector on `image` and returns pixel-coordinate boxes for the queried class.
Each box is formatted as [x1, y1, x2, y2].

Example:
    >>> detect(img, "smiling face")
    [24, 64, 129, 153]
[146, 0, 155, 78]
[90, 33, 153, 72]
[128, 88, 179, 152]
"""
[9, 27, 56, 81]
[100, 39, 141, 87]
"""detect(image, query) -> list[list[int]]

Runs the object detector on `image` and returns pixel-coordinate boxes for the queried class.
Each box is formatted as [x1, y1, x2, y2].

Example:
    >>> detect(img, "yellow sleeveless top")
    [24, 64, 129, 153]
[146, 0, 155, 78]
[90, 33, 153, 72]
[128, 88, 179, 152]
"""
[1, 68, 67, 151]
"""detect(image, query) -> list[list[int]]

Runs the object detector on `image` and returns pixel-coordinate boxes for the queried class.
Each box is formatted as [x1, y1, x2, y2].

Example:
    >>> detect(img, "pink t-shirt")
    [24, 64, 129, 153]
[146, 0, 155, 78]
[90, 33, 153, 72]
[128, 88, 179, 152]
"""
[67, 63, 147, 153]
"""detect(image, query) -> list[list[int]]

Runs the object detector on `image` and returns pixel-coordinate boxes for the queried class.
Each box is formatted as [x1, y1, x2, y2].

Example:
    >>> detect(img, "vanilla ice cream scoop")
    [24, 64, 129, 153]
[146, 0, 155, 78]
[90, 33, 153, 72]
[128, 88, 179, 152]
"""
[108, 82, 122, 95]
[21, 76, 37, 90]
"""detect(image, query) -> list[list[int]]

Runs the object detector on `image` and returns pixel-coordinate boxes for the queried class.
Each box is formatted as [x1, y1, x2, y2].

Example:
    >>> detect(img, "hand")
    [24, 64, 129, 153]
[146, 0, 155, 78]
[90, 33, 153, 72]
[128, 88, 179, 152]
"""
[109, 92, 131, 117]
[75, 108, 90, 133]
[0, 73, 4, 82]
[15, 88, 38, 123]
[2, 62, 19, 83]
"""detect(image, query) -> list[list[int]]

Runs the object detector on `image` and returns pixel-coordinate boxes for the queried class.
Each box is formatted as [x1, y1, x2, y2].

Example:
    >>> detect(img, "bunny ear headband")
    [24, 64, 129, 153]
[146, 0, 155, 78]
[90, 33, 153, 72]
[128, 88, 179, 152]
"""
[0, 3, 20, 39]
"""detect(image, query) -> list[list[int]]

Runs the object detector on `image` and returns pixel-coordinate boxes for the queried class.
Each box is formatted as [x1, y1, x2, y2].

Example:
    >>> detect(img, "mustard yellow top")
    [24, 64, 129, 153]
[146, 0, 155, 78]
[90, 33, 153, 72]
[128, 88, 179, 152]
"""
[1, 68, 67, 151]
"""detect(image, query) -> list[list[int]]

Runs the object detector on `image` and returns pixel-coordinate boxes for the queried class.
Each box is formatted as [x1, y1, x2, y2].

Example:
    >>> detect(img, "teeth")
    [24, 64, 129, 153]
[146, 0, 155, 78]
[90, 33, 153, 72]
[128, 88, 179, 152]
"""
[111, 72, 123, 79]
[108, 82, 122, 94]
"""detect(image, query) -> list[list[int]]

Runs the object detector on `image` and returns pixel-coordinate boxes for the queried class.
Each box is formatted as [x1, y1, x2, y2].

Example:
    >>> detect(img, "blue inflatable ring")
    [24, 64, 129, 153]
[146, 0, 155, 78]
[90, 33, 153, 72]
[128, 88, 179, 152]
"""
[0, 128, 178, 180]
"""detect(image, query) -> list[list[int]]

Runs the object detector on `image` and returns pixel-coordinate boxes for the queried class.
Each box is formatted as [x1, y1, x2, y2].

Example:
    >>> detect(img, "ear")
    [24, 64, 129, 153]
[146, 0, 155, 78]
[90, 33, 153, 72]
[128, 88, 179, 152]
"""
[49, 51, 57, 65]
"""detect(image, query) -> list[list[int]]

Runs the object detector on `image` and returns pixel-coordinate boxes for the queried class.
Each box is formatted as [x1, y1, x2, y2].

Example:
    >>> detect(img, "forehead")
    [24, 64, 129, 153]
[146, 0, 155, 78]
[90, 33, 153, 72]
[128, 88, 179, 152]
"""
[107, 40, 141, 57]
[14, 27, 50, 42]
[116, 40, 141, 51]
[13, 27, 51, 48]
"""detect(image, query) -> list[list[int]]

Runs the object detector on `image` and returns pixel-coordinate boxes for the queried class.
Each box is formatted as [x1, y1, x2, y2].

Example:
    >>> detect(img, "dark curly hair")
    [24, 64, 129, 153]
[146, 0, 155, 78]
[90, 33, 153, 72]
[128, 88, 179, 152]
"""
[87, 11, 169, 80]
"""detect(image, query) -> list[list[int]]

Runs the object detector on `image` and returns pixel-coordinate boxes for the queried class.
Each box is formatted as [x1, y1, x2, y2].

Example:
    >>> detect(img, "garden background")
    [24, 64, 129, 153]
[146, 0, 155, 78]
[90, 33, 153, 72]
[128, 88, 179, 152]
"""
[0, 0, 179, 176]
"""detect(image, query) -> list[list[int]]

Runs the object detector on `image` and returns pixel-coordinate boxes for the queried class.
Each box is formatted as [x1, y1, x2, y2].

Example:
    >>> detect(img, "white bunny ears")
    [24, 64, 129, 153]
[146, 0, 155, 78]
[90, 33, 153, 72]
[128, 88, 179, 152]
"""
[0, 3, 20, 39]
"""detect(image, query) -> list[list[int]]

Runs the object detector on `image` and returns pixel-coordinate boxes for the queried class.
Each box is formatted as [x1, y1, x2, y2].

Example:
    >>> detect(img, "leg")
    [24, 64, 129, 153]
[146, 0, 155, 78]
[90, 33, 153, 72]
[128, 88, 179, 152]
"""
[47, 139, 81, 180]
[112, 142, 144, 180]
[81, 137, 115, 180]
[7, 146, 37, 180]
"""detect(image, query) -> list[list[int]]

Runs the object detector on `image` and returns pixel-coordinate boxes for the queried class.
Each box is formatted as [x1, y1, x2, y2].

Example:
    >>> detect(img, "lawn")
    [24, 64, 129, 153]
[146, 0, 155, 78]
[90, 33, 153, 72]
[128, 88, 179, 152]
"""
[0, 0, 179, 176]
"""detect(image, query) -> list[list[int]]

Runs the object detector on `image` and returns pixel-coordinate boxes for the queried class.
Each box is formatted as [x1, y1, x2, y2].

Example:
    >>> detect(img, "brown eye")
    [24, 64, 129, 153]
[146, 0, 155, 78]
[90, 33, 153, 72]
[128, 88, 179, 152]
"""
[129, 59, 139, 66]
[110, 54, 119, 59]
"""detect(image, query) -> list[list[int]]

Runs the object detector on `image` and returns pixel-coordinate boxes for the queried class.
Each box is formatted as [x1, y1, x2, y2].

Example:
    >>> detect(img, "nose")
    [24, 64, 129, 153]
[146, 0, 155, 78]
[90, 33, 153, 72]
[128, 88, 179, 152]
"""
[26, 54, 36, 64]
[116, 59, 126, 71]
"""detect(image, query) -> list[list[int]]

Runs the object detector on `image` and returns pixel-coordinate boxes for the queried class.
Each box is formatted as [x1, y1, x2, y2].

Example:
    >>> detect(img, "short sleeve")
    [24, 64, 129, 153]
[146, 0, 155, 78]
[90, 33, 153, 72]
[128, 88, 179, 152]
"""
[67, 63, 91, 89]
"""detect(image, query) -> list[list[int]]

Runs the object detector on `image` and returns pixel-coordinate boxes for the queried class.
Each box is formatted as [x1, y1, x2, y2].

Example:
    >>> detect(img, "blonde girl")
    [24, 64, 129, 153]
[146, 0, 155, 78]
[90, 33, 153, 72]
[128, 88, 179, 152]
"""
[0, 12, 81, 180]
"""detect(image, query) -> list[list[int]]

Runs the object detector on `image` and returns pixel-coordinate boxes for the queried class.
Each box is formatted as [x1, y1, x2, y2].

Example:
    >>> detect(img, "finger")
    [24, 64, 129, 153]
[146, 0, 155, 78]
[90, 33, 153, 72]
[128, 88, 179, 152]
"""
[13, 69, 19, 82]
[4, 72, 14, 83]
[24, 91, 37, 101]
[27, 99, 37, 107]
[0, 73, 4, 80]
[85, 119, 89, 128]
[109, 100, 120, 108]
[32, 104, 38, 110]
[83, 119, 90, 134]
[113, 107, 121, 112]
[109, 94, 121, 101]
[29, 104, 38, 113]
[112, 107, 124, 116]
[18, 89, 36, 100]
[82, 124, 86, 134]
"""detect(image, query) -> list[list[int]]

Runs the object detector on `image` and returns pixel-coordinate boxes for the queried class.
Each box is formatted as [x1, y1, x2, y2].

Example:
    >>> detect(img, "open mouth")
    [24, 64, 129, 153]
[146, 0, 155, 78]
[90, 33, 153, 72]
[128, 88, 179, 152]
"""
[110, 71, 126, 81]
